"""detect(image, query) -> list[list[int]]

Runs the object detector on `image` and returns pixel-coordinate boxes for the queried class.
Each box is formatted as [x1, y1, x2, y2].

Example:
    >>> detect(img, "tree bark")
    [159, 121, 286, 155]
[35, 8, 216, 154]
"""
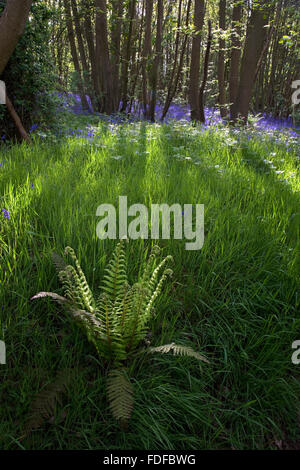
[83, 3, 99, 104]
[120, 0, 137, 112]
[95, 0, 115, 113]
[148, 0, 163, 122]
[71, 0, 89, 74]
[198, 19, 212, 123]
[217, 0, 226, 118]
[0, 0, 33, 76]
[110, 0, 124, 108]
[189, 0, 206, 121]
[161, 0, 192, 121]
[160, 0, 182, 120]
[64, 0, 89, 110]
[229, 2, 242, 121]
[6, 95, 31, 143]
[142, 0, 153, 114]
[234, 0, 270, 123]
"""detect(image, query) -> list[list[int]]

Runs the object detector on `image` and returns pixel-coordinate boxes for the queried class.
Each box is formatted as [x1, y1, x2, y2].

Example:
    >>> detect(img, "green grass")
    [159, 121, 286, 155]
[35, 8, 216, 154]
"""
[0, 117, 299, 450]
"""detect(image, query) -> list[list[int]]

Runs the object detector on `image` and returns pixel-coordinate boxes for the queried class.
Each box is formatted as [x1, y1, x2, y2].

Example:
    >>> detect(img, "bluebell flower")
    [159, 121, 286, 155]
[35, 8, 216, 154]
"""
[29, 124, 38, 134]
[2, 209, 10, 219]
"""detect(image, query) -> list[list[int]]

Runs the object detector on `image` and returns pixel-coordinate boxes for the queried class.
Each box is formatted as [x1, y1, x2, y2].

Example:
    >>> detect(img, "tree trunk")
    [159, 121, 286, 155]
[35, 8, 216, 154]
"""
[110, 0, 124, 108]
[234, 0, 270, 123]
[254, 0, 282, 83]
[229, 2, 242, 121]
[64, 0, 89, 110]
[217, 0, 226, 118]
[0, 0, 33, 76]
[6, 95, 31, 143]
[142, 0, 153, 114]
[128, 0, 145, 114]
[160, 0, 182, 120]
[71, 0, 88, 73]
[148, 0, 163, 122]
[198, 19, 212, 123]
[120, 0, 137, 112]
[161, 0, 192, 121]
[71, 0, 94, 108]
[189, 0, 206, 121]
[83, 4, 99, 104]
[95, 0, 115, 113]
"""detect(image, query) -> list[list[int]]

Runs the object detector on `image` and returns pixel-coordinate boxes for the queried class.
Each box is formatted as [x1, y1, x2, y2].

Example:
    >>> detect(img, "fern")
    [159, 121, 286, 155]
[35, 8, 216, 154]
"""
[148, 342, 209, 363]
[23, 368, 73, 436]
[31, 242, 209, 426]
[106, 368, 133, 425]
[101, 242, 128, 303]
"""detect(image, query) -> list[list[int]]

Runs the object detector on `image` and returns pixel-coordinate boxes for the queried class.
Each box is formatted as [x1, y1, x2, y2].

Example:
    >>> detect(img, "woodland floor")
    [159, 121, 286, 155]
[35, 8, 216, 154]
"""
[0, 112, 299, 450]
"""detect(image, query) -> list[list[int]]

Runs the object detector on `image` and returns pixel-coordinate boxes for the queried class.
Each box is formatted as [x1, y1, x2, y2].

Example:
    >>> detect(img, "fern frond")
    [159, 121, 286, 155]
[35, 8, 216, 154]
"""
[58, 266, 82, 306]
[69, 306, 103, 335]
[148, 342, 210, 363]
[114, 281, 132, 331]
[136, 268, 173, 338]
[24, 368, 74, 436]
[147, 255, 173, 294]
[65, 247, 95, 312]
[140, 245, 161, 283]
[95, 294, 127, 362]
[106, 368, 133, 425]
[31, 291, 69, 304]
[101, 242, 128, 303]
[124, 283, 150, 351]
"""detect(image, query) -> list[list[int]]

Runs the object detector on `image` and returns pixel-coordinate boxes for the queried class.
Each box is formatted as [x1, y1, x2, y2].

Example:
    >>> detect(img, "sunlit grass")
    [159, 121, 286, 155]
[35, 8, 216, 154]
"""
[0, 119, 299, 449]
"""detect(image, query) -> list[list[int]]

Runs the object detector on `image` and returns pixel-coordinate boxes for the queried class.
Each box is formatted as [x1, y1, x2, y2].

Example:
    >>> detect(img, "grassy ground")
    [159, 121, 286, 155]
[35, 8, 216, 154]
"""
[0, 116, 299, 450]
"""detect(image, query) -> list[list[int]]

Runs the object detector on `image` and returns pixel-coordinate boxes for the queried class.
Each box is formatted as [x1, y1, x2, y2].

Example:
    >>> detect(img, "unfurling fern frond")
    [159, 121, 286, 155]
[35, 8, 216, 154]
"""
[65, 247, 95, 312]
[24, 368, 74, 436]
[133, 268, 173, 345]
[106, 368, 133, 426]
[148, 342, 210, 363]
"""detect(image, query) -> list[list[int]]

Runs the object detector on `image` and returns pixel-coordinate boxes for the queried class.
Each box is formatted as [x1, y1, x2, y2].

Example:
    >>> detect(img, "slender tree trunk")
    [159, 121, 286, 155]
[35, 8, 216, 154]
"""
[71, 0, 88, 73]
[254, 0, 282, 83]
[142, 0, 153, 114]
[161, 0, 192, 121]
[198, 19, 212, 123]
[71, 0, 94, 108]
[148, 0, 163, 122]
[189, 0, 206, 121]
[229, 2, 242, 121]
[83, 9, 99, 104]
[110, 0, 124, 108]
[217, 0, 226, 118]
[234, 0, 270, 123]
[160, 0, 182, 120]
[6, 95, 31, 143]
[120, 0, 137, 112]
[95, 0, 115, 113]
[129, 0, 145, 114]
[64, 0, 89, 110]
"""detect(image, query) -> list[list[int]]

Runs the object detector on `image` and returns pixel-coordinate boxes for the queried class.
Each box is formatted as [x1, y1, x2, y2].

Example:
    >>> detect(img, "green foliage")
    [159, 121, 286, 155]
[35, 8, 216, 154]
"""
[32, 242, 208, 425]
[0, 0, 58, 138]
[1, 120, 299, 448]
